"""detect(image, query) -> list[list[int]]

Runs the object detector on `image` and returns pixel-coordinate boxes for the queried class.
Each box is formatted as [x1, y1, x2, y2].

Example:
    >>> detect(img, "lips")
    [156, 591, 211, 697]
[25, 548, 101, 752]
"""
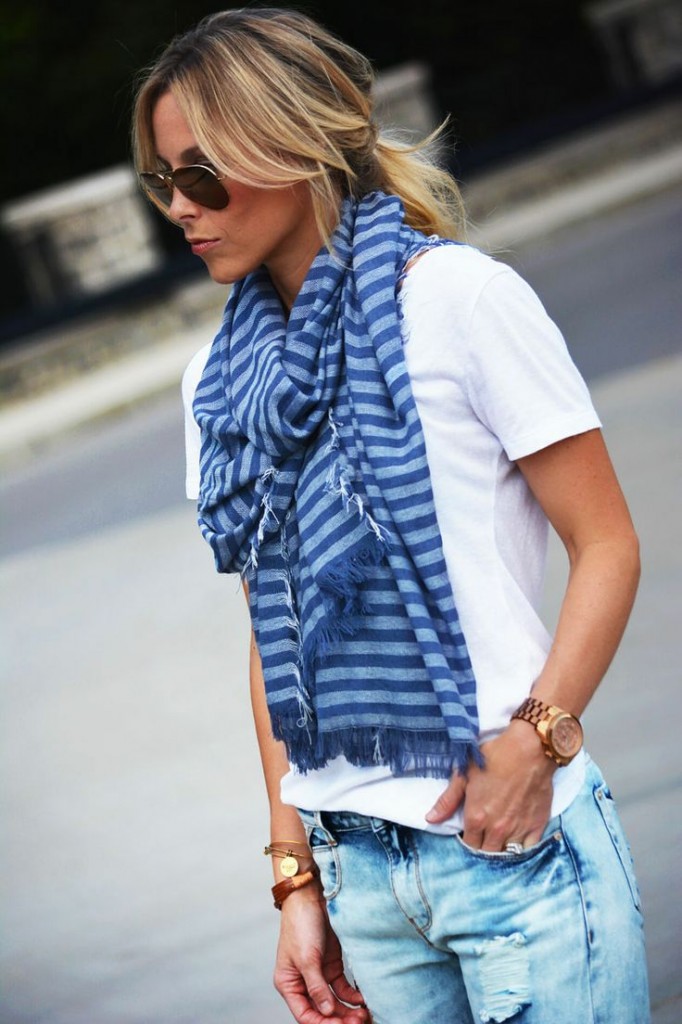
[187, 237, 220, 256]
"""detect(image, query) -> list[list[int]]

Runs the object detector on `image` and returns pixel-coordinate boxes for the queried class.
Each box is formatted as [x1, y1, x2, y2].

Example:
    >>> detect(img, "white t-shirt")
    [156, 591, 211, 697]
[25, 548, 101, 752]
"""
[183, 244, 601, 834]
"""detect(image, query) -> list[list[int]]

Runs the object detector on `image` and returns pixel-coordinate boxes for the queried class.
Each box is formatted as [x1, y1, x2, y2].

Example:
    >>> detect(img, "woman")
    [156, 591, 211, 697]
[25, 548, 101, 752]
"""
[133, 9, 650, 1023]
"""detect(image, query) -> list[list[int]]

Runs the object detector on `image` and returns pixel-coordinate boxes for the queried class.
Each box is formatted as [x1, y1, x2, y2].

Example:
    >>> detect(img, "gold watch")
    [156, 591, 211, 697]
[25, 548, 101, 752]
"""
[511, 696, 583, 766]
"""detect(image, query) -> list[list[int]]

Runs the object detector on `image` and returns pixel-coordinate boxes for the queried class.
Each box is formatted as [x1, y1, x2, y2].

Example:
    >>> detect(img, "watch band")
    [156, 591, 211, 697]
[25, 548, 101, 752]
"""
[511, 696, 559, 728]
[511, 696, 582, 766]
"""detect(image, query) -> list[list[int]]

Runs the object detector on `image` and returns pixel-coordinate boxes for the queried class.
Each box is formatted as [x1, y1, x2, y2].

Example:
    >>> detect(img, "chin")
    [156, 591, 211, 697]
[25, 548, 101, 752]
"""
[205, 266, 239, 285]
[203, 259, 252, 286]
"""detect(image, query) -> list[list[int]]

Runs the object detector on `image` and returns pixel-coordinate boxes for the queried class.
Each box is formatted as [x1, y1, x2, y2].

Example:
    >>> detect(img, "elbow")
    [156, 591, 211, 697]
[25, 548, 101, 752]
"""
[613, 523, 641, 606]
[568, 523, 641, 599]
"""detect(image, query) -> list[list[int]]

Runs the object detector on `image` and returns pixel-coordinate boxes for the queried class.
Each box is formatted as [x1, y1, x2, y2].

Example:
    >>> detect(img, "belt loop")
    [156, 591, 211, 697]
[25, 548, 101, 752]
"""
[315, 811, 339, 847]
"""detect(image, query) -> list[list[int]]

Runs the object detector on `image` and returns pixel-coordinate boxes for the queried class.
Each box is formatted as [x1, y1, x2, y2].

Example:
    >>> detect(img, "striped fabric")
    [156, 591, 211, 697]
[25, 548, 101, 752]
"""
[193, 192, 479, 778]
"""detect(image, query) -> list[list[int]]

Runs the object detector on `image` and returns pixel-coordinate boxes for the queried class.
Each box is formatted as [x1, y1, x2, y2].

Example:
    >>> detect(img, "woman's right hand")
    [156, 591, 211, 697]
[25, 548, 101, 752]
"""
[244, 604, 368, 1020]
[274, 882, 370, 1024]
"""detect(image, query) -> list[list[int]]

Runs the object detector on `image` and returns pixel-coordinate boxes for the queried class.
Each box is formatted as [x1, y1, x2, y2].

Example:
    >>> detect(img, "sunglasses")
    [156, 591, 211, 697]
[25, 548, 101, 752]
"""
[139, 164, 230, 210]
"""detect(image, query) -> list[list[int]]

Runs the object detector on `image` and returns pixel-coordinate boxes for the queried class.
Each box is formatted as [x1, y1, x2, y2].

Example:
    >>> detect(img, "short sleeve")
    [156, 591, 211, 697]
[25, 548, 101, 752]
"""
[182, 343, 212, 500]
[465, 266, 601, 460]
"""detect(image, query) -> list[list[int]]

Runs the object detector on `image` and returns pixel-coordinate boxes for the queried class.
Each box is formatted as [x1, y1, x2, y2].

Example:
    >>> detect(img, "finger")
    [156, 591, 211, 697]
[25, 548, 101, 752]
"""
[521, 824, 546, 848]
[461, 803, 487, 849]
[278, 983, 346, 1024]
[425, 774, 466, 823]
[275, 967, 334, 1023]
[339, 1003, 370, 1023]
[278, 984, 324, 1024]
[461, 823, 484, 849]
[479, 828, 508, 852]
[300, 964, 346, 1019]
[506, 813, 552, 852]
[295, 996, 368, 1024]
[480, 814, 529, 851]
[330, 971, 366, 1006]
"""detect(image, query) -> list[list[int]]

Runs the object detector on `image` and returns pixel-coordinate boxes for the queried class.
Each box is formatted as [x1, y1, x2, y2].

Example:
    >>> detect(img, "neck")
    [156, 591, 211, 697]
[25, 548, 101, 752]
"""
[267, 197, 341, 314]
[268, 237, 322, 314]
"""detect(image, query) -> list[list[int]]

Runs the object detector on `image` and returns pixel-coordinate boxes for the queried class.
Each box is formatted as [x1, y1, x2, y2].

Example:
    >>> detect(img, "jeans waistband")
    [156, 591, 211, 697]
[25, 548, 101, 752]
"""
[297, 807, 385, 837]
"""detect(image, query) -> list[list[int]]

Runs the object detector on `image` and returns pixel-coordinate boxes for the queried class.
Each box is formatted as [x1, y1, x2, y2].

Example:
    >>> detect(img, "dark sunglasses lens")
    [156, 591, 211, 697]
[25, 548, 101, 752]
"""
[139, 173, 173, 208]
[174, 166, 229, 210]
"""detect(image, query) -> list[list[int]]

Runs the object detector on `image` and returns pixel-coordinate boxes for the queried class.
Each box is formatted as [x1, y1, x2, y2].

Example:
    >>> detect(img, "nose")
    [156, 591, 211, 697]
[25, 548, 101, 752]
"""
[167, 186, 200, 223]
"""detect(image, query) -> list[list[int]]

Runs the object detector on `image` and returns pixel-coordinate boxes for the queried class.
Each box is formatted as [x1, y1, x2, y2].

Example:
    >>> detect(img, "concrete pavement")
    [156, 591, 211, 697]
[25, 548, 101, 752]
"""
[1, 351, 680, 1023]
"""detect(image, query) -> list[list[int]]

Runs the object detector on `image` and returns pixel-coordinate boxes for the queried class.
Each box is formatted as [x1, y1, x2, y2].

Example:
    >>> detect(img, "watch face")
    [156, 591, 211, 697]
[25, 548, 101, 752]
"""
[549, 714, 583, 758]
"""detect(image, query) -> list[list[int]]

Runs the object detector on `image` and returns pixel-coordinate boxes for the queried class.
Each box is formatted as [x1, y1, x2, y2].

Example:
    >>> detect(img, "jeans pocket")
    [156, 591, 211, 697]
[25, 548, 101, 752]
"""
[454, 821, 562, 863]
[593, 783, 642, 911]
[304, 824, 342, 902]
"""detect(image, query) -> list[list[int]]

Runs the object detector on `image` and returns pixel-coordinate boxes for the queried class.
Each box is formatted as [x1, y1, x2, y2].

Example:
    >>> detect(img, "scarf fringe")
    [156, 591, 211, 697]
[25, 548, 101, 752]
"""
[325, 458, 390, 547]
[318, 531, 386, 600]
[270, 717, 479, 779]
[302, 528, 386, 678]
[299, 439, 390, 659]
[245, 468, 280, 573]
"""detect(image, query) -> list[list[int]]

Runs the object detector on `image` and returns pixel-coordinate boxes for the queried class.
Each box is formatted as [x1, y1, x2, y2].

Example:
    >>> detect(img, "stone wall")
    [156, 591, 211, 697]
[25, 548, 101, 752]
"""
[586, 0, 682, 90]
[0, 166, 162, 307]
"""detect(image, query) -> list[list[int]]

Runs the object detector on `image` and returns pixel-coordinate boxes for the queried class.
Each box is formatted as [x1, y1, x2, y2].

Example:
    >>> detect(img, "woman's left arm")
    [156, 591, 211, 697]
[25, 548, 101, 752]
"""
[426, 427, 640, 847]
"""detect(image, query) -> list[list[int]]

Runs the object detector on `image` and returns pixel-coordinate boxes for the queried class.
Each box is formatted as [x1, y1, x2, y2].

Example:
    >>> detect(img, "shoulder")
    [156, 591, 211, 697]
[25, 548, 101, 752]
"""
[399, 242, 520, 330]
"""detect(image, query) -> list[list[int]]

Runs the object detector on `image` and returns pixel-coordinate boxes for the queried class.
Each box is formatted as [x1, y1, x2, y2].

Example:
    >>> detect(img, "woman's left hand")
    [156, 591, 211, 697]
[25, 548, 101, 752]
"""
[275, 883, 370, 1023]
[425, 720, 556, 850]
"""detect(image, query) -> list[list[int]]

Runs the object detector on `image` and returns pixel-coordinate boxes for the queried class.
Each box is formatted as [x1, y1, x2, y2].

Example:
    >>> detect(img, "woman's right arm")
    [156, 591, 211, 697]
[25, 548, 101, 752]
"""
[244, 583, 369, 1024]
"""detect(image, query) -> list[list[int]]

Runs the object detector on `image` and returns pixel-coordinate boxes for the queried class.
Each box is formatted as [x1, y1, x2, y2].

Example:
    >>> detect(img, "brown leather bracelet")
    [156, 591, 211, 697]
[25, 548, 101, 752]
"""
[272, 869, 316, 910]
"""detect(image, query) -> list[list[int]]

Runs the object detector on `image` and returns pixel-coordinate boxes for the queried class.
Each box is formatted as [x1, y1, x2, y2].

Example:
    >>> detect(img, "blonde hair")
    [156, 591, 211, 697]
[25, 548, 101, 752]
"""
[132, 7, 467, 242]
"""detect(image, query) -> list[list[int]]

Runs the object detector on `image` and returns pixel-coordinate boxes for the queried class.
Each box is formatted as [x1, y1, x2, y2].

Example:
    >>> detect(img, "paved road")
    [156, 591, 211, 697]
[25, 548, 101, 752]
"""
[1, 189, 680, 1023]
[509, 183, 682, 381]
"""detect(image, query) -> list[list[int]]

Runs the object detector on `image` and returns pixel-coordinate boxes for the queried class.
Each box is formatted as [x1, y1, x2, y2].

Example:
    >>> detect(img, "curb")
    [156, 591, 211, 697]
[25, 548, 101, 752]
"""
[0, 328, 209, 467]
[466, 142, 682, 250]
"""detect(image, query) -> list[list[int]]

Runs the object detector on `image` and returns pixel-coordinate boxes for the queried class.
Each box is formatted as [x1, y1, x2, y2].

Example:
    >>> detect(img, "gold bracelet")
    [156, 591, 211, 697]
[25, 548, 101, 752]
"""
[264, 840, 311, 878]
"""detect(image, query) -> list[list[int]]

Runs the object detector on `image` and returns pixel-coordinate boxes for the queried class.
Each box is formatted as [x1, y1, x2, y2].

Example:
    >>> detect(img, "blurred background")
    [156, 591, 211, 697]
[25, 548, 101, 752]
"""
[0, 1, 680, 1022]
[1, 0, 681, 343]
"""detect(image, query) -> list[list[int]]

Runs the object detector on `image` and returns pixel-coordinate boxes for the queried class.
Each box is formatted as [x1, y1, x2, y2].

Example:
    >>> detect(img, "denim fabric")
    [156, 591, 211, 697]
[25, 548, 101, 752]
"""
[298, 757, 649, 1024]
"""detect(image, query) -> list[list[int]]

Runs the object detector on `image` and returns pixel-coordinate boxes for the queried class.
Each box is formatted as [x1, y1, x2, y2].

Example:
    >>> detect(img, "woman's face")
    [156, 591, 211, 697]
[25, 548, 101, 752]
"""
[150, 91, 323, 310]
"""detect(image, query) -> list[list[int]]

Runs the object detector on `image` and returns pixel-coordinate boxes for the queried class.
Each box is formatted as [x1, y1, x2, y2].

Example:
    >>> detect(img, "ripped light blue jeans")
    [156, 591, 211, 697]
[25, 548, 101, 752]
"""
[298, 757, 650, 1024]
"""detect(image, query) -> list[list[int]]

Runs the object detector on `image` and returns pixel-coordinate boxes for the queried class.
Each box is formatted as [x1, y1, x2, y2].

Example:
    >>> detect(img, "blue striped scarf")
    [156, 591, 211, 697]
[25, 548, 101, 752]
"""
[194, 192, 479, 778]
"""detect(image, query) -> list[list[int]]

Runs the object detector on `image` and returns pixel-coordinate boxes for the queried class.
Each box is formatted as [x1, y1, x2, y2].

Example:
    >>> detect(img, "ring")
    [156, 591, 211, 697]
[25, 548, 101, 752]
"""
[504, 841, 524, 855]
